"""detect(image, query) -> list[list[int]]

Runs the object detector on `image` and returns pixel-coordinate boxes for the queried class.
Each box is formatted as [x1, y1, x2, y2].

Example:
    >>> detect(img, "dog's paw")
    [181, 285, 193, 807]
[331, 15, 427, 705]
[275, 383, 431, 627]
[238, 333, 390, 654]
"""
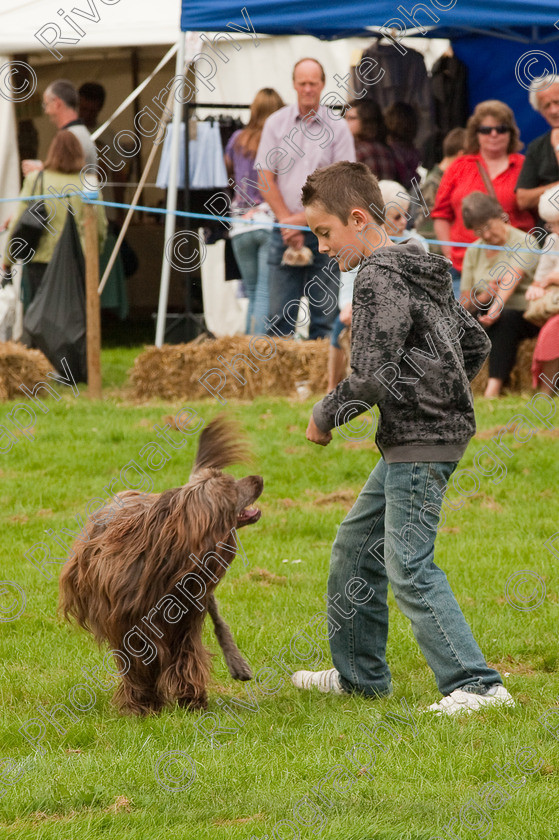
[229, 659, 253, 681]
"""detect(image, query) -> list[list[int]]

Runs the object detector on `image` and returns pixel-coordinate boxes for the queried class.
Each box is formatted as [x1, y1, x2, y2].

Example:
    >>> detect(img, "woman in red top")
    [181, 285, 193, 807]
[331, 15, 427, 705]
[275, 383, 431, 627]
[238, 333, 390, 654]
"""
[432, 100, 536, 296]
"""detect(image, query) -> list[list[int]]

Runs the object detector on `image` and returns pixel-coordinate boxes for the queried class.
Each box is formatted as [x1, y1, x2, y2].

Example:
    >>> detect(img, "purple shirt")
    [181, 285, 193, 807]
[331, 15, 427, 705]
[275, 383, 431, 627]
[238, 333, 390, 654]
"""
[225, 129, 263, 207]
[254, 103, 356, 215]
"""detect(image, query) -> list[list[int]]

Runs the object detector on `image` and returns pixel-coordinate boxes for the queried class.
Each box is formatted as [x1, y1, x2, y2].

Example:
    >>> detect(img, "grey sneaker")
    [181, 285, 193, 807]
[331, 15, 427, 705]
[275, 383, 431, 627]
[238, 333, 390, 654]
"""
[425, 685, 515, 715]
[291, 667, 345, 694]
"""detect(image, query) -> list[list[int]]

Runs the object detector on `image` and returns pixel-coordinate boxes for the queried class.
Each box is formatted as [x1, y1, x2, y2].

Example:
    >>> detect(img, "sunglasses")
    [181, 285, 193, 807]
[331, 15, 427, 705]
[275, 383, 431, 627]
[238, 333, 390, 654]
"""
[477, 125, 511, 135]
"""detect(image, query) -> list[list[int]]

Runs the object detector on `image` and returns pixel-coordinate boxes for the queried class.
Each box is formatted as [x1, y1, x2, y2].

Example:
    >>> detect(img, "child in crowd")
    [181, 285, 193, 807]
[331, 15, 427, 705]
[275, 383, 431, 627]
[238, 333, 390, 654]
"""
[293, 161, 513, 714]
[415, 127, 466, 253]
[526, 186, 559, 393]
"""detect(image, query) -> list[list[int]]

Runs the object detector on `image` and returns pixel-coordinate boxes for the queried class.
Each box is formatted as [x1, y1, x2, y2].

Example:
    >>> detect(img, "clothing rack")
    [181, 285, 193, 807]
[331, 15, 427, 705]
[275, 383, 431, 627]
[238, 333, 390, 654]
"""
[182, 101, 250, 215]
[172, 101, 251, 342]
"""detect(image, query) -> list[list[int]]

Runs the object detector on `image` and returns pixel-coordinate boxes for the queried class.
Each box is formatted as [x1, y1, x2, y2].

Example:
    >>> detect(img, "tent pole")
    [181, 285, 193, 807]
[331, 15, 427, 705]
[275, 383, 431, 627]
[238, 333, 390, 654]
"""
[84, 201, 102, 398]
[155, 31, 186, 347]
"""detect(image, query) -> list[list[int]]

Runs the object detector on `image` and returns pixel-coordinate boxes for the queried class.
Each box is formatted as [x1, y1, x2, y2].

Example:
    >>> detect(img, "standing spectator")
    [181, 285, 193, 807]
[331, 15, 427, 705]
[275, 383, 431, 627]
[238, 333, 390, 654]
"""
[3, 131, 107, 315]
[459, 192, 539, 398]
[415, 127, 465, 252]
[345, 99, 399, 181]
[225, 88, 284, 336]
[22, 80, 97, 178]
[254, 58, 355, 339]
[79, 82, 127, 225]
[384, 101, 421, 191]
[525, 186, 559, 394]
[516, 75, 559, 214]
[432, 100, 535, 297]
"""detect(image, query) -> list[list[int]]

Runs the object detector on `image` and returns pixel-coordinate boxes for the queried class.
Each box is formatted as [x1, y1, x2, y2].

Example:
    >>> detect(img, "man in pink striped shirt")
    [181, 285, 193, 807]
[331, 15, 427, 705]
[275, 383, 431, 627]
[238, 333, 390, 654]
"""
[254, 58, 355, 338]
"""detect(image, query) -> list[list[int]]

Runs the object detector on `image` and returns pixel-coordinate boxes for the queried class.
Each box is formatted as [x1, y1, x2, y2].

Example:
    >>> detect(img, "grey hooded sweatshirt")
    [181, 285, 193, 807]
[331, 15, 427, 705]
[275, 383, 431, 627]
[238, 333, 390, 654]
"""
[313, 240, 491, 463]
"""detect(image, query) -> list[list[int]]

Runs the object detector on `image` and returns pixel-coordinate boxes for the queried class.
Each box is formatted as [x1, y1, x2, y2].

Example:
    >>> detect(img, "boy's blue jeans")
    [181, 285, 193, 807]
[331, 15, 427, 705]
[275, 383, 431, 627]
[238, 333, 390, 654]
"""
[328, 458, 503, 697]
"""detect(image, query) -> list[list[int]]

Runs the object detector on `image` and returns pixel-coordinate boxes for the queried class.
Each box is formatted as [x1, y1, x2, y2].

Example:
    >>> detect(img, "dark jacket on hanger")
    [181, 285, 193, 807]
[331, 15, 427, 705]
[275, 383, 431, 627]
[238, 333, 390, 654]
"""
[352, 42, 435, 161]
[430, 54, 469, 163]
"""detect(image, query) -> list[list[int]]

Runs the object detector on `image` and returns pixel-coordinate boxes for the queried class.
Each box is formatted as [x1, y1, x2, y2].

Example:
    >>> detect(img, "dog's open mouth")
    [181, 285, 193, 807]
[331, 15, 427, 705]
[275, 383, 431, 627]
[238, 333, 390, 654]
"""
[237, 506, 261, 526]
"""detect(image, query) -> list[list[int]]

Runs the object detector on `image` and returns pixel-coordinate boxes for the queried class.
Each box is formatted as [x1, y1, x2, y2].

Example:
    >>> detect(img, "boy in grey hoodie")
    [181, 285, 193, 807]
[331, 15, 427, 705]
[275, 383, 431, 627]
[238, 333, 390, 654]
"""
[292, 161, 513, 714]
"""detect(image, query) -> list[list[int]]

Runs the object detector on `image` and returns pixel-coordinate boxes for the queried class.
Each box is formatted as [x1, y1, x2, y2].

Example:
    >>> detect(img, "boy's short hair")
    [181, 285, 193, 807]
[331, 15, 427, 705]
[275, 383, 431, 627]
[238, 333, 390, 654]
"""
[442, 127, 465, 158]
[301, 161, 385, 225]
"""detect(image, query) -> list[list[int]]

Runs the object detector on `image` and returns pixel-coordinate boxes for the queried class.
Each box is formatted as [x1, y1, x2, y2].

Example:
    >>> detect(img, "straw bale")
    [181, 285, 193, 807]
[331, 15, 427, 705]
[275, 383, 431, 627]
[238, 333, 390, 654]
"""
[130, 334, 540, 402]
[471, 338, 537, 395]
[129, 336, 329, 401]
[0, 341, 54, 402]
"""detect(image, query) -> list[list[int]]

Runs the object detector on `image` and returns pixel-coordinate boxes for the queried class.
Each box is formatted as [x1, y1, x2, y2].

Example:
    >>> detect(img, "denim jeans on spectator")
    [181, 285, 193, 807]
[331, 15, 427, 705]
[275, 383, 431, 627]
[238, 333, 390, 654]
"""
[266, 228, 339, 339]
[231, 228, 271, 335]
[328, 458, 503, 697]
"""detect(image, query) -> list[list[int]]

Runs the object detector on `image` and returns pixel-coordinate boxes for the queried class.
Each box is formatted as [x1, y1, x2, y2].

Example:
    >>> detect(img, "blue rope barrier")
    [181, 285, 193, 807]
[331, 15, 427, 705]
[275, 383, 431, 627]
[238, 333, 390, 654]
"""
[3, 191, 559, 256]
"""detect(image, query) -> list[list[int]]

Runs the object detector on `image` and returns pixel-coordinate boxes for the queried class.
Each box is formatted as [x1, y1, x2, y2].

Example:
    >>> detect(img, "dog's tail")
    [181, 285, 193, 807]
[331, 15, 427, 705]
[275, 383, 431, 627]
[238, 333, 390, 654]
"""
[191, 415, 251, 476]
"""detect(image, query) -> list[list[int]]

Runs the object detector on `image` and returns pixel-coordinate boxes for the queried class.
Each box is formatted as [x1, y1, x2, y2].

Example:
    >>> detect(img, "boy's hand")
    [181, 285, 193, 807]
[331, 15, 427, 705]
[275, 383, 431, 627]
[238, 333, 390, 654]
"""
[306, 415, 332, 446]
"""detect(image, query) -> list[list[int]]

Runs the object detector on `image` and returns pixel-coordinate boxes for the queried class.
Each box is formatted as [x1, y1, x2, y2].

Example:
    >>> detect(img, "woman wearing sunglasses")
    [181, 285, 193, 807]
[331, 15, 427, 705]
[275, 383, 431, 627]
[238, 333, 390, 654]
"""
[432, 101, 536, 297]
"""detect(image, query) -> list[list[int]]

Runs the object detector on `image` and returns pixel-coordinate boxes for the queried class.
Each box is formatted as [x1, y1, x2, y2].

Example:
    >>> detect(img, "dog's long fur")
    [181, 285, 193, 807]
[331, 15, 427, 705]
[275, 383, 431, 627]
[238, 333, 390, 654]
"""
[59, 416, 262, 715]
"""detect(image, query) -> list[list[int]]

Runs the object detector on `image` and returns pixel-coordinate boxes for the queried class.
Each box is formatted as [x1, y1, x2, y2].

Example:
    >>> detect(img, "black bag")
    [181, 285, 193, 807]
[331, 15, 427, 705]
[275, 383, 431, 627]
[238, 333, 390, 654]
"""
[23, 205, 87, 383]
[10, 172, 49, 262]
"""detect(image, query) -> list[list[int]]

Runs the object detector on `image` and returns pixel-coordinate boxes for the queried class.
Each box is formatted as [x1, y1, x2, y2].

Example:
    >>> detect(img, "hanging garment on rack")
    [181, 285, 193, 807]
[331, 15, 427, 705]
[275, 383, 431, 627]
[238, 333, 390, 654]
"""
[352, 42, 435, 160]
[217, 115, 245, 148]
[156, 120, 228, 190]
[430, 54, 469, 163]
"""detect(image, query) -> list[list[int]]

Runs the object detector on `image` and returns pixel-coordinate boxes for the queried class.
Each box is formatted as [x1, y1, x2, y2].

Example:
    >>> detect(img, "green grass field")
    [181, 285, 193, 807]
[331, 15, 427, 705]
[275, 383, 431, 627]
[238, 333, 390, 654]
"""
[1, 344, 558, 839]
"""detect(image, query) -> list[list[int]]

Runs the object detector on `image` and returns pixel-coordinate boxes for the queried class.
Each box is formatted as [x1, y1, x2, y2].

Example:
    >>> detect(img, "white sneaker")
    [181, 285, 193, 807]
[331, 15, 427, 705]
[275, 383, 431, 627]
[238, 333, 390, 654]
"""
[425, 685, 515, 716]
[291, 667, 345, 694]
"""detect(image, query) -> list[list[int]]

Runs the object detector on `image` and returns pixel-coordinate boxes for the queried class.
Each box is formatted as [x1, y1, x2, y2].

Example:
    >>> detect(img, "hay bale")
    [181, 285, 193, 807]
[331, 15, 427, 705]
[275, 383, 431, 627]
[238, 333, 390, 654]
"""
[471, 338, 537, 395]
[0, 342, 54, 402]
[129, 336, 330, 401]
[509, 337, 537, 392]
[130, 334, 540, 402]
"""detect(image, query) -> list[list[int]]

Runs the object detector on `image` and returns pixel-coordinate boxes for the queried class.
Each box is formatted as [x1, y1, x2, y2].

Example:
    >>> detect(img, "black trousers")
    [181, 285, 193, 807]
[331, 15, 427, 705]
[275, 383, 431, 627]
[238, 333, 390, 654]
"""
[484, 308, 539, 381]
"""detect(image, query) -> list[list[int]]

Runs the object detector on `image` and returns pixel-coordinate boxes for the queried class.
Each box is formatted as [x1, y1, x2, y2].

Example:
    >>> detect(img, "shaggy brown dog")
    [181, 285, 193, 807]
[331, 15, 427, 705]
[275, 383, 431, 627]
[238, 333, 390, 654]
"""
[59, 416, 262, 715]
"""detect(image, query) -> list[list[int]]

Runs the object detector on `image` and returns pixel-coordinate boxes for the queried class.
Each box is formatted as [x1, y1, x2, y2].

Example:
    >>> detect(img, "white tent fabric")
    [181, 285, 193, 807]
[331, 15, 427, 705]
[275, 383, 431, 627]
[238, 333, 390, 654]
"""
[0, 59, 20, 229]
[0, 54, 25, 338]
[0, 0, 181, 53]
